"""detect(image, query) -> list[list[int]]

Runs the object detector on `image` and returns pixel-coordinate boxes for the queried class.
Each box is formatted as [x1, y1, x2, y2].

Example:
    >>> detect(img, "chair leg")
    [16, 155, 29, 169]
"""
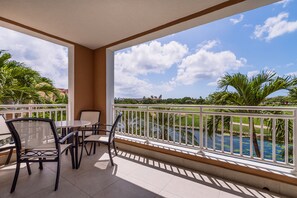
[5, 148, 13, 165]
[39, 158, 43, 170]
[108, 144, 114, 166]
[84, 143, 91, 156]
[10, 161, 21, 193]
[93, 142, 96, 155]
[69, 147, 75, 169]
[113, 141, 117, 156]
[84, 142, 92, 156]
[26, 161, 31, 175]
[54, 157, 61, 191]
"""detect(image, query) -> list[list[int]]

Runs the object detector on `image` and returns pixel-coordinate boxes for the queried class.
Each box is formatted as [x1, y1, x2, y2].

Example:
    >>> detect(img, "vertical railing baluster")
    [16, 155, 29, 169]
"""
[249, 117, 253, 158]
[272, 118, 276, 162]
[260, 118, 264, 160]
[199, 107, 203, 150]
[179, 114, 181, 144]
[120, 111, 123, 134]
[136, 110, 138, 136]
[157, 112, 159, 140]
[205, 115, 208, 149]
[221, 115, 224, 152]
[285, 119, 288, 164]
[292, 109, 297, 173]
[152, 111, 155, 139]
[213, 115, 215, 150]
[167, 112, 170, 142]
[173, 113, 176, 143]
[185, 114, 188, 145]
[127, 110, 131, 135]
[124, 110, 127, 134]
[146, 107, 150, 140]
[132, 111, 134, 136]
[192, 113, 194, 146]
[240, 117, 243, 156]
[139, 111, 142, 136]
[230, 117, 233, 154]
[162, 112, 165, 141]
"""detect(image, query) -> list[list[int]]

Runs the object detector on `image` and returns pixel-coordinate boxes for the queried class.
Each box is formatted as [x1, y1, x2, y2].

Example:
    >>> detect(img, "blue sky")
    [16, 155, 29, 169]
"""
[0, 0, 297, 99]
[114, 0, 297, 98]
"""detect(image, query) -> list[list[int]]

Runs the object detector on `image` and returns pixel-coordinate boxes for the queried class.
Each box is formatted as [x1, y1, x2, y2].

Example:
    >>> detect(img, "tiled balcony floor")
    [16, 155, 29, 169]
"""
[0, 145, 284, 198]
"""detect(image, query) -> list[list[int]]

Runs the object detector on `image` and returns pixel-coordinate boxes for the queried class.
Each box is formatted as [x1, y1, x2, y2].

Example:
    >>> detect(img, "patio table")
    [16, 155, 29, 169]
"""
[55, 120, 91, 169]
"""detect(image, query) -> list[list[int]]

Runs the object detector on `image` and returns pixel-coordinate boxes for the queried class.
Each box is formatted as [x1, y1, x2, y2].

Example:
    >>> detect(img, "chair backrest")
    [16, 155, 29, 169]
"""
[80, 110, 101, 126]
[108, 112, 122, 143]
[6, 118, 59, 156]
[0, 115, 10, 135]
[0, 115, 11, 144]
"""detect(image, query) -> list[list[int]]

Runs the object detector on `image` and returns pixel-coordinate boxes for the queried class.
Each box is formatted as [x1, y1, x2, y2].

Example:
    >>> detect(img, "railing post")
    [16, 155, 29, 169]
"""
[28, 106, 32, 117]
[145, 105, 150, 144]
[292, 109, 297, 175]
[66, 104, 69, 121]
[198, 106, 204, 155]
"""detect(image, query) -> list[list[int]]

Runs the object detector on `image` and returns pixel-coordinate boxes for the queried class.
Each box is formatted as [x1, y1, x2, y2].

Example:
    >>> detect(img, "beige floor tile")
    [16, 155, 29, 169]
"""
[162, 175, 220, 198]
[0, 166, 57, 198]
[0, 145, 285, 198]
[29, 177, 90, 198]
[92, 179, 158, 198]
[69, 166, 119, 196]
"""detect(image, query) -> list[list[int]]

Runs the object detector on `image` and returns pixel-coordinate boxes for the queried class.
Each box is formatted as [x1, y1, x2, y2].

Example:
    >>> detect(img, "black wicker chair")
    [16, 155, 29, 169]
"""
[77, 110, 101, 155]
[84, 112, 122, 166]
[6, 117, 75, 193]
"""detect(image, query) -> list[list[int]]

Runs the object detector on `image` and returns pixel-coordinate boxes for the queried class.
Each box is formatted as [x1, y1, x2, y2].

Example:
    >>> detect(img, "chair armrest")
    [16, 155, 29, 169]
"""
[59, 132, 74, 144]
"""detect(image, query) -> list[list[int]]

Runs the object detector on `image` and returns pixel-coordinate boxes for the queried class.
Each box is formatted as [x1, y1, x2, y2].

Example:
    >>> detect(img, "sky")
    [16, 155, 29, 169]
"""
[0, 28, 68, 88]
[114, 0, 297, 98]
[0, 0, 297, 98]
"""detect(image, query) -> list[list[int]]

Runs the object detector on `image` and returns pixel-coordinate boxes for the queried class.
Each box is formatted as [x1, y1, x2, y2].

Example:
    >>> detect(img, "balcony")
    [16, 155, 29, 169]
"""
[1, 104, 297, 197]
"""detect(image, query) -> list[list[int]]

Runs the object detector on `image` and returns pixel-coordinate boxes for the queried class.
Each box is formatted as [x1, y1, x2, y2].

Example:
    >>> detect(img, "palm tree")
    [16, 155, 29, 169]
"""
[0, 51, 60, 104]
[218, 71, 295, 157]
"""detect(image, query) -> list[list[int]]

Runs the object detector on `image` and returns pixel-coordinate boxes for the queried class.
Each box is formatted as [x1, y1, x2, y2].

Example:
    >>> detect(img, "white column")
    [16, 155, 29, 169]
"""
[106, 49, 114, 124]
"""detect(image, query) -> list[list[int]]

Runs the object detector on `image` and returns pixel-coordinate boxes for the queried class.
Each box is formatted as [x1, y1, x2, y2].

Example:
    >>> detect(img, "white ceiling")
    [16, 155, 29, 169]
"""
[0, 0, 278, 50]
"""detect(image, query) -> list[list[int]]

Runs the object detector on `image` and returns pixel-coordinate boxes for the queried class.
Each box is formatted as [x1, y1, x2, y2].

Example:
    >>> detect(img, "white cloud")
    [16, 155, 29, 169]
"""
[247, 70, 260, 78]
[287, 71, 297, 76]
[172, 40, 246, 86]
[114, 74, 154, 98]
[115, 41, 188, 75]
[114, 41, 188, 97]
[198, 40, 220, 51]
[207, 82, 217, 86]
[0, 27, 68, 88]
[275, 0, 292, 8]
[230, 14, 244, 24]
[253, 12, 297, 41]
[114, 40, 247, 97]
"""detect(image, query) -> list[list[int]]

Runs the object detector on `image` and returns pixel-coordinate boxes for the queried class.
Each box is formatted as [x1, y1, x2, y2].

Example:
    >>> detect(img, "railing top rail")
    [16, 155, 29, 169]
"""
[113, 104, 297, 111]
[0, 104, 67, 108]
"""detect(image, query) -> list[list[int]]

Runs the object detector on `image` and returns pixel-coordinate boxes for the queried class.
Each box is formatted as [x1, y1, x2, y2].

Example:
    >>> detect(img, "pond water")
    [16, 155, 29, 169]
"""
[120, 119, 293, 163]
[171, 129, 292, 163]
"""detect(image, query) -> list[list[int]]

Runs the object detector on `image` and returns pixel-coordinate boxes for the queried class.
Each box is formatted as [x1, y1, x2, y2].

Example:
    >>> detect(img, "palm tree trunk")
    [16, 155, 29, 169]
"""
[252, 131, 261, 158]
[250, 118, 261, 157]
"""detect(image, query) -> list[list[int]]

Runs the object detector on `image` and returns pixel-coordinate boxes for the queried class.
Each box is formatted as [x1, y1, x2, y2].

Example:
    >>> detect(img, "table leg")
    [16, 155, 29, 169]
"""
[75, 131, 79, 169]
[76, 132, 85, 169]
